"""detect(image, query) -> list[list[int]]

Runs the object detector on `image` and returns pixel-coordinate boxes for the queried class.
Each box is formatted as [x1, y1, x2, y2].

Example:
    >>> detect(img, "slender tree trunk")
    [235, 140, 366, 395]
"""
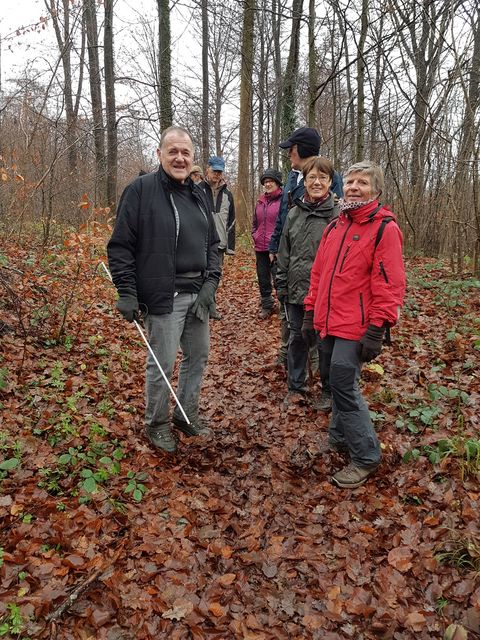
[213, 53, 222, 156]
[236, 0, 255, 232]
[280, 0, 304, 161]
[45, 0, 78, 181]
[307, 0, 316, 126]
[201, 0, 210, 166]
[157, 0, 172, 130]
[104, 0, 117, 209]
[355, 0, 368, 161]
[271, 0, 282, 168]
[84, 0, 106, 205]
[257, 7, 266, 178]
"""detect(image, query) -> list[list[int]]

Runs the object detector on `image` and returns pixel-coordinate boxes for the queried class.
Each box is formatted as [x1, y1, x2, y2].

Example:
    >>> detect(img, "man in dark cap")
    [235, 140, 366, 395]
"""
[269, 127, 343, 259]
[269, 127, 343, 383]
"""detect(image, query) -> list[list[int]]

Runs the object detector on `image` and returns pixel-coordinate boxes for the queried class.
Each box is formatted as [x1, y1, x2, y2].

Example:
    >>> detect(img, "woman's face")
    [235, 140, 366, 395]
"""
[305, 170, 332, 200]
[344, 171, 377, 202]
[262, 178, 277, 194]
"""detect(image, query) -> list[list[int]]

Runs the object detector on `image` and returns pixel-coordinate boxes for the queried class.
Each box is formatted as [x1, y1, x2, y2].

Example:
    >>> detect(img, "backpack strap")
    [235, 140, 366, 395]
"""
[323, 218, 339, 240]
[374, 215, 394, 346]
[374, 216, 393, 250]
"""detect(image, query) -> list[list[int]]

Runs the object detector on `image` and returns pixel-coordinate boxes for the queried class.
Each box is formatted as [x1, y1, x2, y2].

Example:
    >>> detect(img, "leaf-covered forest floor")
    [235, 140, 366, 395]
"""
[1, 228, 479, 640]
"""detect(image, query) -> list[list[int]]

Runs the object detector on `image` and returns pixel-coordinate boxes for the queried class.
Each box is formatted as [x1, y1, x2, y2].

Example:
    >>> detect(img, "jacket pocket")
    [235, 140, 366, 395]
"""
[359, 293, 365, 325]
[339, 245, 350, 273]
[379, 261, 389, 283]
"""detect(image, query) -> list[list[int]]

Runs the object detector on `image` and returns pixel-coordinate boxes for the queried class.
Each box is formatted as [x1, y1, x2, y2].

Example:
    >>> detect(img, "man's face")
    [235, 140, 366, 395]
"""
[157, 132, 193, 182]
[287, 144, 302, 170]
[206, 166, 223, 187]
[190, 171, 202, 184]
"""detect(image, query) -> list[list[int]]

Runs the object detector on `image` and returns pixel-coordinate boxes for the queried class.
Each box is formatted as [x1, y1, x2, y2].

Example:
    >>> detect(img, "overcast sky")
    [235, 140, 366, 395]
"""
[0, 0, 198, 92]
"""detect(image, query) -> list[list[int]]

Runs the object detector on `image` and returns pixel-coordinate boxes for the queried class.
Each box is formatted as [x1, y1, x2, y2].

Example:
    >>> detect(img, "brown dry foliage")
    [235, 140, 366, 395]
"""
[0, 230, 479, 639]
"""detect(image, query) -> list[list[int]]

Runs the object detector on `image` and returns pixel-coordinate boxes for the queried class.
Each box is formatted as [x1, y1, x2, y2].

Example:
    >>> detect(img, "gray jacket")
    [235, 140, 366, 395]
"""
[276, 193, 338, 305]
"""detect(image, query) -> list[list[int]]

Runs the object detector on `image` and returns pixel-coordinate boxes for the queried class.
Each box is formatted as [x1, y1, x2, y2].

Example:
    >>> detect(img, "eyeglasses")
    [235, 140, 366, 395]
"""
[305, 174, 330, 184]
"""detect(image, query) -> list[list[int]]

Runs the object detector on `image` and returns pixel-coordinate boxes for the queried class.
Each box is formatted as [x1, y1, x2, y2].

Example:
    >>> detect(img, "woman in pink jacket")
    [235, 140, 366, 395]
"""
[303, 161, 406, 489]
[252, 169, 283, 319]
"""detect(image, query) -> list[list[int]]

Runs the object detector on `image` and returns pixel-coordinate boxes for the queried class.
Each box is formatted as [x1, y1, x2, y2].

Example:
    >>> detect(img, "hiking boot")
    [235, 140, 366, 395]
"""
[331, 462, 378, 489]
[146, 425, 177, 453]
[283, 390, 307, 406]
[258, 307, 274, 320]
[313, 389, 332, 412]
[172, 415, 213, 439]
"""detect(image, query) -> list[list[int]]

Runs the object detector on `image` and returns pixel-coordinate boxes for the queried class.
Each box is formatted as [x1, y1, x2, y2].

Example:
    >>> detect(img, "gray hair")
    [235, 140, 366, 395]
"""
[159, 126, 193, 149]
[344, 160, 384, 196]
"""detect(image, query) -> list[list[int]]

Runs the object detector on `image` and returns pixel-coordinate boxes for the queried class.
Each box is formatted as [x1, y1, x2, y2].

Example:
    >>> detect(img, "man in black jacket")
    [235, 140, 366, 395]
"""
[107, 126, 221, 454]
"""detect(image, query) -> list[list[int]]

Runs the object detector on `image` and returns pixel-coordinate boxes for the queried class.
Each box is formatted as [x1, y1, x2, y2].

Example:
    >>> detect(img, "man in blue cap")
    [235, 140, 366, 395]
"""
[200, 156, 236, 264]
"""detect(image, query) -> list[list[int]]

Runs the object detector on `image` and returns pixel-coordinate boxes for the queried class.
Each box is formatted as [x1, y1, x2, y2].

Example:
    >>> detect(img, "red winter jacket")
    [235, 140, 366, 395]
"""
[304, 200, 406, 340]
[252, 188, 283, 252]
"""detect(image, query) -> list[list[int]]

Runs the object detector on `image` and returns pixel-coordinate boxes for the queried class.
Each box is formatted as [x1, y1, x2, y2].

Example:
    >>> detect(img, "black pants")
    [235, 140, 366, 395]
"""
[255, 251, 274, 309]
[287, 303, 331, 392]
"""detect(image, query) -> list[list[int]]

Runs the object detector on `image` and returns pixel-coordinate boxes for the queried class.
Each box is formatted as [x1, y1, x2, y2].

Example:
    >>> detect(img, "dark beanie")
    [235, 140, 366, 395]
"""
[260, 168, 283, 186]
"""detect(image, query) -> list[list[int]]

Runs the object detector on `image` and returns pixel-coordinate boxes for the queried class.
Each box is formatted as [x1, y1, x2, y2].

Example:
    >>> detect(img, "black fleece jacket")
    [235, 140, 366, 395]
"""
[107, 167, 221, 315]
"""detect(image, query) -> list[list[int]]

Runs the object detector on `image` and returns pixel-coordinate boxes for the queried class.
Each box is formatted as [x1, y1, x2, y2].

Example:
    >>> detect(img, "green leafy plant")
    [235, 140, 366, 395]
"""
[0, 602, 26, 636]
[0, 367, 9, 391]
[428, 383, 469, 404]
[0, 456, 19, 480]
[124, 471, 148, 502]
[45, 361, 66, 390]
[403, 437, 480, 479]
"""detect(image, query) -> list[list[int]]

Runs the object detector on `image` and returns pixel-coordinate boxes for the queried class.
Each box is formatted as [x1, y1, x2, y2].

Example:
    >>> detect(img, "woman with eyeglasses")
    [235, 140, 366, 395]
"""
[276, 156, 338, 408]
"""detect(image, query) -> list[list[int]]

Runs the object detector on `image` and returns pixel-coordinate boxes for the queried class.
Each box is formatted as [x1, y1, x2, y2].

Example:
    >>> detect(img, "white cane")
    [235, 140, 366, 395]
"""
[100, 262, 190, 425]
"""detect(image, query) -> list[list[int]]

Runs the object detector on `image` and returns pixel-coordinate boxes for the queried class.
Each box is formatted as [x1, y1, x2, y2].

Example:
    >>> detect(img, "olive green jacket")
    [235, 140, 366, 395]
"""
[276, 193, 338, 305]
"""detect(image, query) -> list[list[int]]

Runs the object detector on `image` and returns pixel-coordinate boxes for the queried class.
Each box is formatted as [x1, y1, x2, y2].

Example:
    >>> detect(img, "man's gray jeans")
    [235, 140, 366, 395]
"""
[322, 336, 381, 469]
[144, 292, 210, 430]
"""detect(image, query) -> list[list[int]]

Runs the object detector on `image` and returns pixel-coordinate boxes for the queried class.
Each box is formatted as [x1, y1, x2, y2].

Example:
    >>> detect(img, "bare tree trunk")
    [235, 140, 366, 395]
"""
[271, 0, 282, 168]
[157, 0, 173, 130]
[355, 0, 368, 161]
[257, 6, 266, 177]
[236, 0, 255, 232]
[44, 0, 83, 210]
[104, 0, 117, 209]
[455, 6, 480, 273]
[280, 0, 304, 160]
[307, 0, 316, 126]
[201, 0, 210, 166]
[84, 0, 106, 205]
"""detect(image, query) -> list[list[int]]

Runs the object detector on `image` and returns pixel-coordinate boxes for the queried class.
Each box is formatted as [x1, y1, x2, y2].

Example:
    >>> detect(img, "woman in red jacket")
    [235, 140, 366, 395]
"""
[303, 161, 406, 489]
[252, 169, 283, 318]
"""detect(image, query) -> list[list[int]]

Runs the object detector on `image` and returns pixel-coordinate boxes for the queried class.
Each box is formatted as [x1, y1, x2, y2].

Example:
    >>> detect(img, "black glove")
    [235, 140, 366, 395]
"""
[116, 294, 139, 322]
[301, 310, 317, 348]
[209, 300, 221, 320]
[191, 279, 217, 323]
[277, 291, 287, 305]
[358, 324, 385, 362]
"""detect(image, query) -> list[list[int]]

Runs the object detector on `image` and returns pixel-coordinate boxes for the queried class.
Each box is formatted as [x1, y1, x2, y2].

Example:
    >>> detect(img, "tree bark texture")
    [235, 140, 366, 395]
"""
[236, 0, 255, 232]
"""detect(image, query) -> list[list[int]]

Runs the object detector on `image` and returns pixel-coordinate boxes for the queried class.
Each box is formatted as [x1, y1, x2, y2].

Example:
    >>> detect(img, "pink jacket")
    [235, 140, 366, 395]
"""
[252, 188, 283, 252]
[304, 200, 406, 340]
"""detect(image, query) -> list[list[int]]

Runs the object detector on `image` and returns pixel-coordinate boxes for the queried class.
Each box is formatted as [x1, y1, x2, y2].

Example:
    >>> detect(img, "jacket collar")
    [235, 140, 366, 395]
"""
[345, 200, 393, 224]
[293, 191, 336, 214]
